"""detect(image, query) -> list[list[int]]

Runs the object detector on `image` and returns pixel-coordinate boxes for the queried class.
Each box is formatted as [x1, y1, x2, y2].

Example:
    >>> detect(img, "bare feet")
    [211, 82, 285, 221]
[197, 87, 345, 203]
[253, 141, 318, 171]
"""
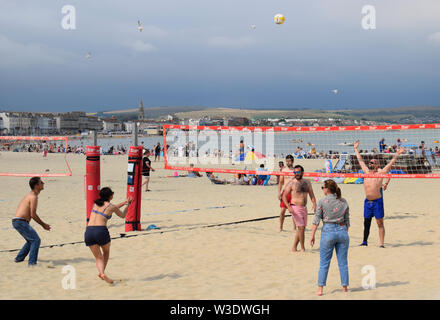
[342, 286, 348, 293]
[316, 287, 323, 296]
[98, 273, 114, 284]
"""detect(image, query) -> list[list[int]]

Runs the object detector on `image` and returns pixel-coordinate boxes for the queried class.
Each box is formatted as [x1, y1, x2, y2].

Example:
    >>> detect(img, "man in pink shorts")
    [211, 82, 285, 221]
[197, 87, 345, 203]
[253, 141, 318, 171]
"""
[282, 165, 316, 252]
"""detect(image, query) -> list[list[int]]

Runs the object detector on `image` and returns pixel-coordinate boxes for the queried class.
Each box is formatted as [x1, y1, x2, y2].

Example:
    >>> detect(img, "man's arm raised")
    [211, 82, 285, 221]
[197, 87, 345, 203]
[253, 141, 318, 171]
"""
[354, 141, 369, 173]
[381, 147, 405, 173]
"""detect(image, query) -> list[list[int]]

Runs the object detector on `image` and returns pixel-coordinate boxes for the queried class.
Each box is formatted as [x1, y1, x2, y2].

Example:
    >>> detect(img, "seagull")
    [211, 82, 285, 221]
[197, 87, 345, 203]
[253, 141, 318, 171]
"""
[332, 89, 339, 95]
[86, 52, 91, 59]
[250, 24, 257, 30]
[138, 20, 143, 32]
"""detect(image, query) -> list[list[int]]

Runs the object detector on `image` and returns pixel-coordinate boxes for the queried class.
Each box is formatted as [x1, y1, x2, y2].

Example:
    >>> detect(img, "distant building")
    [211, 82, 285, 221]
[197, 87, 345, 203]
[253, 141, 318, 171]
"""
[55, 112, 102, 134]
[228, 117, 250, 126]
[138, 98, 145, 120]
[0, 112, 37, 135]
[102, 117, 123, 133]
[124, 121, 134, 133]
[37, 114, 57, 134]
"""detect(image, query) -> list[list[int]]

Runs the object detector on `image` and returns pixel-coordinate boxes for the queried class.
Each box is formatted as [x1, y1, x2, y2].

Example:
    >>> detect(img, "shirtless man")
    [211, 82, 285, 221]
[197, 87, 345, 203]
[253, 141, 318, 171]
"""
[12, 177, 51, 266]
[354, 141, 405, 248]
[277, 155, 295, 232]
[282, 165, 316, 252]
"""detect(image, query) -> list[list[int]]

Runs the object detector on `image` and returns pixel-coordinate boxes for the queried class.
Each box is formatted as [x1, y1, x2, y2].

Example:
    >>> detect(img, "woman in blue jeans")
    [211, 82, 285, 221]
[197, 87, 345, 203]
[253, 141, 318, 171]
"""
[310, 179, 350, 296]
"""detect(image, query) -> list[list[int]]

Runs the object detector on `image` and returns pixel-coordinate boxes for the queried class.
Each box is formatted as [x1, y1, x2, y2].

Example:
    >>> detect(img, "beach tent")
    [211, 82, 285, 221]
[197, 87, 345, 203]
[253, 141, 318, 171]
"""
[236, 151, 266, 161]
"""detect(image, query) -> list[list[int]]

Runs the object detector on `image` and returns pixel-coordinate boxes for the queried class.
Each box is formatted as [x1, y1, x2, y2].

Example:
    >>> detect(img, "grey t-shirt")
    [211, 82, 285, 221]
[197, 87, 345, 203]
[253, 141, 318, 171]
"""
[312, 194, 350, 227]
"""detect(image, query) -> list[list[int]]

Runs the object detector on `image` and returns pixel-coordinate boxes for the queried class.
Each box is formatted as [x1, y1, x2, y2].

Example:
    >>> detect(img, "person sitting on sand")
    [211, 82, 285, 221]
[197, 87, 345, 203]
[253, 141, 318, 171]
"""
[310, 179, 350, 296]
[84, 187, 133, 284]
[187, 164, 202, 177]
[206, 172, 227, 185]
[230, 173, 250, 185]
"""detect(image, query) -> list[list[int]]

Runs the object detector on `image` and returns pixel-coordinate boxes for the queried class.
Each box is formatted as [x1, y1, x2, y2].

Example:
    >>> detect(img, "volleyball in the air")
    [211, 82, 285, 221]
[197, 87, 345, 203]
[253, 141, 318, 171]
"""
[274, 14, 285, 25]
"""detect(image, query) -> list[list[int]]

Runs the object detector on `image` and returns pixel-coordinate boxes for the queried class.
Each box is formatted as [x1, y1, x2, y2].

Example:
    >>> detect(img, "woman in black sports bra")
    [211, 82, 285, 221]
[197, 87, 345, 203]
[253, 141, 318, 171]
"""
[84, 187, 132, 284]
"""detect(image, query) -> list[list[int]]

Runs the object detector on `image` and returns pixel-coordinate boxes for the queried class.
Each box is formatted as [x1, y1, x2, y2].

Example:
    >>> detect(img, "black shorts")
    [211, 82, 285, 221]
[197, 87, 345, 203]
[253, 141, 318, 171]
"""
[142, 171, 150, 177]
[84, 226, 111, 247]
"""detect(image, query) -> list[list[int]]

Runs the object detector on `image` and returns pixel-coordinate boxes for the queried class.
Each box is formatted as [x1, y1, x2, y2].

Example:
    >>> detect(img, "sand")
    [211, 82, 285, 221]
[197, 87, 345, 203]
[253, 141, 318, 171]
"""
[0, 151, 439, 300]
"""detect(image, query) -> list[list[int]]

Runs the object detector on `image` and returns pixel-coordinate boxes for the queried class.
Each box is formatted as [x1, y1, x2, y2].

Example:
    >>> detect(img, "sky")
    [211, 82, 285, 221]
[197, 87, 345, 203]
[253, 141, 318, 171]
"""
[0, 0, 439, 112]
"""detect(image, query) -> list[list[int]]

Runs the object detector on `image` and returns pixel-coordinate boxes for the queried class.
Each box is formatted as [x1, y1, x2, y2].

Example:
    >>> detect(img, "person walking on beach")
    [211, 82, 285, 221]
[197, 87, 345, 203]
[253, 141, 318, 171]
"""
[310, 179, 350, 296]
[239, 140, 245, 160]
[282, 165, 317, 252]
[154, 143, 161, 161]
[85, 187, 133, 284]
[12, 177, 51, 266]
[277, 155, 295, 232]
[354, 141, 405, 247]
[142, 149, 155, 191]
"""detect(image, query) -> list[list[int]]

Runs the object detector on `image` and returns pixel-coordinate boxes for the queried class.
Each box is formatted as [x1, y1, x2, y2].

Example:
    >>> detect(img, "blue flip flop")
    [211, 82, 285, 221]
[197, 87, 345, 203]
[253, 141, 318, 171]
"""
[146, 224, 160, 231]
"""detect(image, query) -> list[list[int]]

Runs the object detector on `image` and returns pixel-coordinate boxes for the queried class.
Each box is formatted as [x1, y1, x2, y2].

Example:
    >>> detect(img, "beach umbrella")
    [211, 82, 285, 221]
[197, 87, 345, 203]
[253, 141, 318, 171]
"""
[236, 151, 266, 161]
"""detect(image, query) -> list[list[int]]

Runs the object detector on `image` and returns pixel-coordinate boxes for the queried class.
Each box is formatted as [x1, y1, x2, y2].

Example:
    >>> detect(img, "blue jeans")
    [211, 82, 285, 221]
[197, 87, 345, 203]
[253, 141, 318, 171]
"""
[318, 223, 349, 287]
[12, 219, 41, 265]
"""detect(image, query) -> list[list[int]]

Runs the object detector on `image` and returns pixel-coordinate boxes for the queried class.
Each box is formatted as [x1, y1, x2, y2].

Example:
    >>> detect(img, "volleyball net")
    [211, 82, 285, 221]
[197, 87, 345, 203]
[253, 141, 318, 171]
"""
[0, 136, 72, 177]
[163, 124, 440, 179]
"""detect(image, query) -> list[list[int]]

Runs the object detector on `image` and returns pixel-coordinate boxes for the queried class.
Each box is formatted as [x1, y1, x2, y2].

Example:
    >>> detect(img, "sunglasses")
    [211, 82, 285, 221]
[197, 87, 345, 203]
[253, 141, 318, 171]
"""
[293, 171, 302, 174]
[321, 186, 327, 189]
[369, 161, 377, 165]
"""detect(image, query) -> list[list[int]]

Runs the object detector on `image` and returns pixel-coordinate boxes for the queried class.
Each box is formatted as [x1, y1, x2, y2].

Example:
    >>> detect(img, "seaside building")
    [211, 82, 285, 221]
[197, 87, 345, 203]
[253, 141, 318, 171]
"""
[102, 117, 123, 133]
[54, 112, 103, 134]
[0, 112, 38, 135]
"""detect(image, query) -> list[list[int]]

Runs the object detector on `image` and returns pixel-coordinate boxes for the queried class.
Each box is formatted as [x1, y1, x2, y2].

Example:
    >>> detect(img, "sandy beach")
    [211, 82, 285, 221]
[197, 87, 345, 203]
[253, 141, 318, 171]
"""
[0, 151, 439, 300]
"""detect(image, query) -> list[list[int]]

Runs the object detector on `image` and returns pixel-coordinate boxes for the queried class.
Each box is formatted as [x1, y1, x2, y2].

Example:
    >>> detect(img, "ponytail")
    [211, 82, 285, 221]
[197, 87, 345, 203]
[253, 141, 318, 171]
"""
[336, 187, 341, 199]
[324, 180, 342, 199]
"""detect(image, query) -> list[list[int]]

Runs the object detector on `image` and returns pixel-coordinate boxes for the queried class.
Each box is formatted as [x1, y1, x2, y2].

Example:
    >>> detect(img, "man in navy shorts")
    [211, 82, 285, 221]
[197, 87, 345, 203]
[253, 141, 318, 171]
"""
[354, 141, 405, 248]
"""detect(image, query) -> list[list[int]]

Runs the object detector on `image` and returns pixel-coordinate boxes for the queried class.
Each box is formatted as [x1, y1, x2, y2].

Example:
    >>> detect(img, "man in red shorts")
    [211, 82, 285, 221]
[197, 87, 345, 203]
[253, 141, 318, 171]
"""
[277, 154, 295, 232]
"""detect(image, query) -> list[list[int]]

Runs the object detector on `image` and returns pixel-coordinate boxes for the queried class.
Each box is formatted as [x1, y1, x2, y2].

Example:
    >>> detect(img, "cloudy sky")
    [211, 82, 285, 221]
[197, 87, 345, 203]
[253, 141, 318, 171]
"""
[0, 0, 439, 112]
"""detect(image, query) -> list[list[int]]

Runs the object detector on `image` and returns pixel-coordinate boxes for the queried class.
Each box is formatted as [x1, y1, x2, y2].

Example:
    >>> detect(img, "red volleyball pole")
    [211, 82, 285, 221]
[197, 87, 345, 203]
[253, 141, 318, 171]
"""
[85, 144, 101, 225]
[125, 145, 143, 231]
[126, 123, 143, 231]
